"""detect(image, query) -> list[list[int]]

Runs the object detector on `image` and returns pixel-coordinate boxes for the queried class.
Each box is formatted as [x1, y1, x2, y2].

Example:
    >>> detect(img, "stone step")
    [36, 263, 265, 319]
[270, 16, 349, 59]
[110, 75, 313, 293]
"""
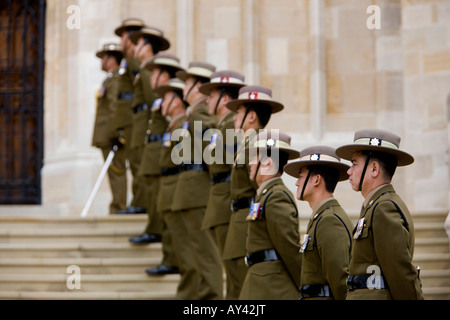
[0, 242, 163, 258]
[414, 238, 449, 254]
[422, 287, 450, 300]
[420, 269, 450, 288]
[0, 273, 180, 293]
[0, 290, 176, 300]
[413, 253, 450, 271]
[0, 228, 144, 244]
[0, 215, 148, 230]
[0, 257, 162, 275]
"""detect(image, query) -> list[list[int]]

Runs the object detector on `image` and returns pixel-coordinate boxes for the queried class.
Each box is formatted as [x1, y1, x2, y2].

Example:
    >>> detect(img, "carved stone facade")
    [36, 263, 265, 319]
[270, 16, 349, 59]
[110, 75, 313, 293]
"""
[8, 0, 447, 218]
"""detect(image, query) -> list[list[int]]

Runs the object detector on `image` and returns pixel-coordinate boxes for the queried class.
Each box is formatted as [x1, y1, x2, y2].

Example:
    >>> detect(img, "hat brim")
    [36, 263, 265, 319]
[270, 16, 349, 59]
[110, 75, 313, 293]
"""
[198, 82, 245, 96]
[129, 33, 170, 51]
[247, 147, 300, 161]
[226, 99, 284, 114]
[156, 85, 183, 98]
[284, 160, 350, 181]
[96, 49, 122, 59]
[143, 61, 184, 74]
[176, 70, 211, 82]
[335, 144, 414, 167]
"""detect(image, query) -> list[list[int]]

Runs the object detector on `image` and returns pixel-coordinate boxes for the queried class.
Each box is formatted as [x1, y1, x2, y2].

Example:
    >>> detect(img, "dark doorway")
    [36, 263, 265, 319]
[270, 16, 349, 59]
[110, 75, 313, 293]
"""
[0, 0, 45, 204]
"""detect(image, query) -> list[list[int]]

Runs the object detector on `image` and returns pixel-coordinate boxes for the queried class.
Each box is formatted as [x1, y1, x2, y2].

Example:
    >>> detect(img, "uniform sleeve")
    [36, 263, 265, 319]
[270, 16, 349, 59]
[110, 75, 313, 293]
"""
[265, 190, 302, 287]
[372, 201, 422, 300]
[316, 214, 351, 300]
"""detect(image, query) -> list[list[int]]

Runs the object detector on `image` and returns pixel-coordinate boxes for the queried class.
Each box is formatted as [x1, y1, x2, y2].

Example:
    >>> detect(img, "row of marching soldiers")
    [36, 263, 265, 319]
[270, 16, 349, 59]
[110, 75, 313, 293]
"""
[92, 18, 424, 300]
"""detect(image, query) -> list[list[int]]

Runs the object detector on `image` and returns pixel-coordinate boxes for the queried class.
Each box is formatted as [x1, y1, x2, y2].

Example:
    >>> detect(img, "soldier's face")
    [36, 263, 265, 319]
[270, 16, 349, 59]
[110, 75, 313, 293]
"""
[151, 67, 169, 89]
[183, 77, 199, 103]
[233, 105, 247, 130]
[101, 55, 108, 72]
[348, 151, 365, 192]
[295, 167, 311, 200]
[206, 89, 221, 115]
[161, 91, 174, 117]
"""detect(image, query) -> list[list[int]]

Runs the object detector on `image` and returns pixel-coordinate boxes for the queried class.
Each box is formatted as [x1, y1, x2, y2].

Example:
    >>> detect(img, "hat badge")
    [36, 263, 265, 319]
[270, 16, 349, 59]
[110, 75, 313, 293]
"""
[249, 92, 258, 100]
[310, 153, 320, 161]
[369, 138, 381, 146]
[220, 77, 230, 83]
[266, 139, 275, 147]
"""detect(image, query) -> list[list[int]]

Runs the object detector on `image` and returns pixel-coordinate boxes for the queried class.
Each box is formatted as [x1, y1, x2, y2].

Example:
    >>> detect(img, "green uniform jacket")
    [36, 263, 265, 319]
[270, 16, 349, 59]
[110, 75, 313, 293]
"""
[202, 111, 235, 230]
[130, 66, 158, 149]
[92, 70, 120, 148]
[171, 98, 217, 212]
[222, 130, 260, 260]
[239, 177, 302, 300]
[156, 114, 185, 214]
[139, 98, 169, 176]
[111, 57, 139, 131]
[347, 184, 424, 300]
[301, 199, 353, 300]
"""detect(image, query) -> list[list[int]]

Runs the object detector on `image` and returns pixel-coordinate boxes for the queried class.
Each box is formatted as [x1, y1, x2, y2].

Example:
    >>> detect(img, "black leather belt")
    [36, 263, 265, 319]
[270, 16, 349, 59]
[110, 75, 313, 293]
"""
[147, 133, 164, 143]
[160, 167, 180, 176]
[210, 171, 231, 185]
[231, 197, 253, 213]
[118, 92, 134, 100]
[347, 274, 389, 291]
[133, 103, 150, 113]
[300, 284, 332, 299]
[245, 249, 281, 267]
[180, 163, 208, 172]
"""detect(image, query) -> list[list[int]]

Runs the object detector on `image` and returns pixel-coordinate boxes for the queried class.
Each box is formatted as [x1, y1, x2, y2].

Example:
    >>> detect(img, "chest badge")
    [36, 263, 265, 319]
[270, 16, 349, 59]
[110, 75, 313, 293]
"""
[246, 202, 261, 221]
[354, 217, 365, 239]
[299, 234, 310, 253]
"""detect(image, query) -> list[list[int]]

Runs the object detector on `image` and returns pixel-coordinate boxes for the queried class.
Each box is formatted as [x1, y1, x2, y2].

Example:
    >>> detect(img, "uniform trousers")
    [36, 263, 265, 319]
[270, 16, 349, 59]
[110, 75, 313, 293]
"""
[164, 209, 199, 300]
[178, 207, 224, 300]
[128, 144, 148, 209]
[101, 147, 127, 214]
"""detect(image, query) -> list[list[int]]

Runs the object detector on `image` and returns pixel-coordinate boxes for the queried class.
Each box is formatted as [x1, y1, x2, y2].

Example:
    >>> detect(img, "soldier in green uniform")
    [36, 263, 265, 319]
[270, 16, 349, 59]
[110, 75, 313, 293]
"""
[198, 70, 246, 299]
[137, 53, 184, 276]
[172, 62, 224, 300]
[336, 128, 424, 300]
[284, 145, 353, 300]
[223, 85, 284, 298]
[239, 131, 301, 300]
[112, 18, 144, 214]
[117, 26, 171, 218]
[155, 78, 198, 299]
[92, 43, 126, 214]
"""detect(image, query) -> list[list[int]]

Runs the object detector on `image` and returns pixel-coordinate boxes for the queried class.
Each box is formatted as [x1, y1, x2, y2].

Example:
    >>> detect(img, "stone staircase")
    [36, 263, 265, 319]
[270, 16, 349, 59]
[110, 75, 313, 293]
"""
[0, 212, 448, 300]
[0, 215, 178, 299]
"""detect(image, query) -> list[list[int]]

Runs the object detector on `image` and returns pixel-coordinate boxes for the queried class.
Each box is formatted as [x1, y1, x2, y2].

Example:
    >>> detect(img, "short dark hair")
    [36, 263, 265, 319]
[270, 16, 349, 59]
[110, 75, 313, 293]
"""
[307, 165, 340, 193]
[261, 150, 289, 175]
[362, 150, 398, 180]
[246, 103, 272, 127]
[107, 52, 123, 66]
[144, 37, 161, 54]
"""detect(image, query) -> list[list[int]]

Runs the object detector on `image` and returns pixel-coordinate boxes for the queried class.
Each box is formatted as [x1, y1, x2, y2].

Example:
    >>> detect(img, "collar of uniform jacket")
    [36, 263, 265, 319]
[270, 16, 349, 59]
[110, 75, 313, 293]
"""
[363, 183, 390, 208]
[256, 176, 282, 197]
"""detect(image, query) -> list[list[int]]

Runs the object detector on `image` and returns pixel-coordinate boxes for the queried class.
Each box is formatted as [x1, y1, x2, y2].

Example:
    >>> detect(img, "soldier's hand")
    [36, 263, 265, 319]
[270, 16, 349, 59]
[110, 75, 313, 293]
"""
[111, 129, 126, 149]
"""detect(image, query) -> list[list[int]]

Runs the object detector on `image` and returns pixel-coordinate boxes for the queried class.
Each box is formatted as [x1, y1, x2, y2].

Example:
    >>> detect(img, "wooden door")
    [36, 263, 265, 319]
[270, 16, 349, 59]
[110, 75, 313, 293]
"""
[0, 0, 45, 204]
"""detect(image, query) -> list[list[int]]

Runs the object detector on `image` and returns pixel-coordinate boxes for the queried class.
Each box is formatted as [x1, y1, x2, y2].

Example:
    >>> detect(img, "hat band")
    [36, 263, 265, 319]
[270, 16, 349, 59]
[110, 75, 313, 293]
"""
[186, 67, 214, 79]
[253, 139, 291, 149]
[237, 91, 272, 101]
[354, 137, 399, 149]
[210, 77, 244, 85]
[152, 57, 181, 68]
[300, 154, 340, 163]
